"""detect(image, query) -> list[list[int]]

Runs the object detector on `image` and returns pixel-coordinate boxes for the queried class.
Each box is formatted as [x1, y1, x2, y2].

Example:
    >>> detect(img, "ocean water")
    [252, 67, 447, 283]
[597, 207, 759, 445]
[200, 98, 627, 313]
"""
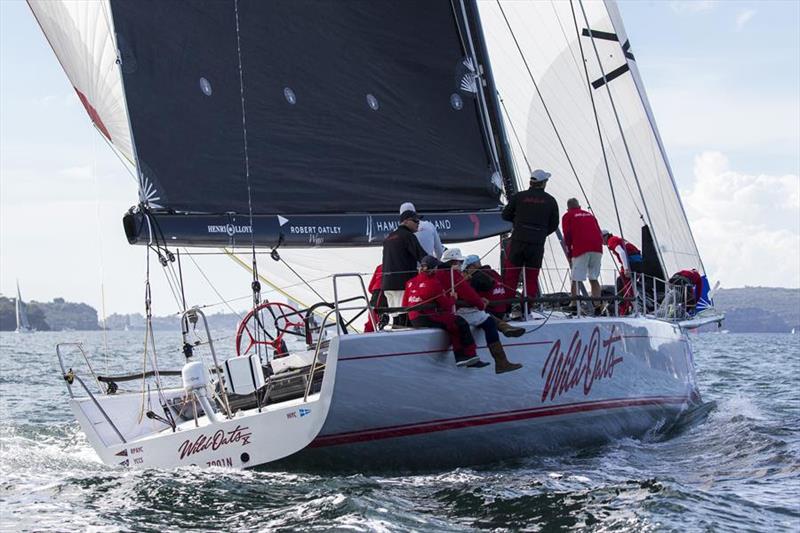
[1, 331, 798, 532]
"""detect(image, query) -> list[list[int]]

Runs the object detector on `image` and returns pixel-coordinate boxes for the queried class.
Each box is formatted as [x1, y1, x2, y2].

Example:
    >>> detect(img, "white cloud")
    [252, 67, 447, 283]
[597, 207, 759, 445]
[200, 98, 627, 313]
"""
[735, 9, 757, 31]
[669, 1, 716, 14]
[683, 151, 800, 288]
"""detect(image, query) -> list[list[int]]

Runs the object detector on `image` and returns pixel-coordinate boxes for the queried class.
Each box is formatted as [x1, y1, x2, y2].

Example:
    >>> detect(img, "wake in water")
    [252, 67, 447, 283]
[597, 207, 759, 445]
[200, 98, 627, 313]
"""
[1, 332, 798, 531]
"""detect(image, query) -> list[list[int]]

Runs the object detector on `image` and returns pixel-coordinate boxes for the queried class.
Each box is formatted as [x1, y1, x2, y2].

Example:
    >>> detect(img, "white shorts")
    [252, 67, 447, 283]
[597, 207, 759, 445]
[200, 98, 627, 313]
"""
[383, 290, 405, 316]
[571, 252, 602, 281]
[457, 307, 490, 326]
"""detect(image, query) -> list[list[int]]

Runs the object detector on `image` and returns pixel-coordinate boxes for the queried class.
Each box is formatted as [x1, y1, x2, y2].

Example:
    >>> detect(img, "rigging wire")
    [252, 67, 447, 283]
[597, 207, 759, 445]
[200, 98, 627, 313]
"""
[233, 0, 264, 359]
[89, 121, 109, 374]
[495, 0, 592, 211]
[545, 1, 646, 221]
[575, 0, 667, 272]
[451, 0, 504, 178]
[568, 0, 626, 248]
[184, 248, 244, 320]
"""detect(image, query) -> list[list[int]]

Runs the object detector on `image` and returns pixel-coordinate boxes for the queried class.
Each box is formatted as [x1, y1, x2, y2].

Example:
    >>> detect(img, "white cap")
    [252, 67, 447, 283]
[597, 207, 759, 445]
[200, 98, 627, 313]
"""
[399, 202, 416, 214]
[441, 248, 465, 263]
[530, 169, 551, 182]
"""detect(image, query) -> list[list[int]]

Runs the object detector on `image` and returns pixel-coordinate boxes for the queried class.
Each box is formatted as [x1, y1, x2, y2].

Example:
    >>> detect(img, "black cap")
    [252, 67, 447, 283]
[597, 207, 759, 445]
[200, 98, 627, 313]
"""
[420, 255, 440, 269]
[399, 210, 420, 223]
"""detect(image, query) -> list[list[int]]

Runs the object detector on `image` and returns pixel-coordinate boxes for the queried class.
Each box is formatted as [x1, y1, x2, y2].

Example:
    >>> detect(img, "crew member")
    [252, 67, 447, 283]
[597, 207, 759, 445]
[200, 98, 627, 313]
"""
[562, 198, 603, 314]
[462, 254, 509, 318]
[363, 264, 388, 332]
[601, 230, 642, 315]
[404, 256, 484, 367]
[669, 268, 703, 314]
[381, 208, 427, 326]
[439, 249, 522, 373]
[602, 230, 643, 274]
[501, 169, 560, 308]
[400, 201, 444, 259]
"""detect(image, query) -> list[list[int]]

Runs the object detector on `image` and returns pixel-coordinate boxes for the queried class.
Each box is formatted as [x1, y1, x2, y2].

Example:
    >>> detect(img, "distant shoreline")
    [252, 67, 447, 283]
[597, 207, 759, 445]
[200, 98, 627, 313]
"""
[2, 287, 797, 334]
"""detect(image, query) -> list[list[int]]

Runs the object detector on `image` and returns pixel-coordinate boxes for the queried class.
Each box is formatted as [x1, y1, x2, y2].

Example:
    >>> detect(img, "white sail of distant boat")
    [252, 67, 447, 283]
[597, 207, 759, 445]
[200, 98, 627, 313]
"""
[15, 281, 33, 333]
[31, 0, 724, 471]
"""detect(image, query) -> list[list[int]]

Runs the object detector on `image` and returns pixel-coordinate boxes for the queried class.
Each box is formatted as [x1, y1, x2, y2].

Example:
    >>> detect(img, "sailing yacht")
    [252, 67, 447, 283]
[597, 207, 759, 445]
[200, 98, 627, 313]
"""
[31, 0, 723, 470]
[15, 281, 34, 334]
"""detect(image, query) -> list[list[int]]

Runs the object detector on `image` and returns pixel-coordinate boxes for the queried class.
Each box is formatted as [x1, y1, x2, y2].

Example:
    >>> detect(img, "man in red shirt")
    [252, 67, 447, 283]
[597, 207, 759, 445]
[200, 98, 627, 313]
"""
[561, 198, 603, 312]
[669, 269, 703, 314]
[601, 230, 643, 315]
[363, 264, 388, 332]
[403, 256, 486, 368]
[602, 230, 643, 275]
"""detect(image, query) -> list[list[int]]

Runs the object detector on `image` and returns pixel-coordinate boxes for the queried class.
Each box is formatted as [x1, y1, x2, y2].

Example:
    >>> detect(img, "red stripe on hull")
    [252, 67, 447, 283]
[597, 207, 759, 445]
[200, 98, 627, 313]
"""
[310, 396, 688, 448]
[339, 340, 553, 361]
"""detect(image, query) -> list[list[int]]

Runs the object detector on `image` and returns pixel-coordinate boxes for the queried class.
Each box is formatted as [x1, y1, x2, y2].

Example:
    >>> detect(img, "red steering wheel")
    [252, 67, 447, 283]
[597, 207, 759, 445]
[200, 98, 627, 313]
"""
[235, 302, 305, 357]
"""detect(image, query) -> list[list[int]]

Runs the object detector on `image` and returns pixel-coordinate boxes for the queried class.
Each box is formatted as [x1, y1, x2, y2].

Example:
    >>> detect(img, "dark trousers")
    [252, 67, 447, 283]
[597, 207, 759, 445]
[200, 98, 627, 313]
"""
[411, 315, 476, 357]
[503, 240, 545, 303]
[476, 316, 500, 345]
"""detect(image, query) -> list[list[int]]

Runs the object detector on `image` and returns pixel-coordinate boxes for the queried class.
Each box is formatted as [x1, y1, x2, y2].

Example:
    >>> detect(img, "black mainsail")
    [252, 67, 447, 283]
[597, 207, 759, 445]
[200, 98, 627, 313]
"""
[104, 0, 515, 247]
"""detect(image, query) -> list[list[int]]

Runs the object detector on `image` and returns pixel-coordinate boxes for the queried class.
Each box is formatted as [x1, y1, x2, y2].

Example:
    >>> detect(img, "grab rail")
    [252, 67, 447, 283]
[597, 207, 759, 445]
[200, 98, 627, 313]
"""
[181, 307, 232, 419]
[55, 343, 127, 444]
[332, 273, 374, 334]
[302, 304, 371, 402]
[56, 342, 102, 397]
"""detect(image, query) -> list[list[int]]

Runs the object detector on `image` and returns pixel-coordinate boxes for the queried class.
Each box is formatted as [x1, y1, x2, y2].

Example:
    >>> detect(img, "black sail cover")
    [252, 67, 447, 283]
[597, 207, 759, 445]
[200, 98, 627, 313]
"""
[112, 0, 510, 247]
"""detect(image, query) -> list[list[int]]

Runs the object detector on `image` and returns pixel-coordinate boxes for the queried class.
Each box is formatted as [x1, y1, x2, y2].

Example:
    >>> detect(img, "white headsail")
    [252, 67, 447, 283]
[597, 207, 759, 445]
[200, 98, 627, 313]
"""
[477, 0, 704, 277]
[28, 1, 132, 163]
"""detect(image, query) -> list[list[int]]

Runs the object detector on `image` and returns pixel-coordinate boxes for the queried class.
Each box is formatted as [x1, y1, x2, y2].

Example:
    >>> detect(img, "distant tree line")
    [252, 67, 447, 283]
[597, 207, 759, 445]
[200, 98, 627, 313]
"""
[0, 296, 99, 331]
[0, 287, 797, 333]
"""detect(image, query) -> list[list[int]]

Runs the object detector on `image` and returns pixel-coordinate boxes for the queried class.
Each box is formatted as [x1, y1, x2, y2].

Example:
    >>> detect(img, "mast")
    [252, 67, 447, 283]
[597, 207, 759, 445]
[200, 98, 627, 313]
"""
[460, 0, 519, 197]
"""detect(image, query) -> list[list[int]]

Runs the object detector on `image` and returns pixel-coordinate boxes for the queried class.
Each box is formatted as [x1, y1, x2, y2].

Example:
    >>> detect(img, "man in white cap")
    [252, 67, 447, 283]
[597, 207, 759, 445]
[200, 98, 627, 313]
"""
[399, 202, 444, 259]
[501, 169, 559, 306]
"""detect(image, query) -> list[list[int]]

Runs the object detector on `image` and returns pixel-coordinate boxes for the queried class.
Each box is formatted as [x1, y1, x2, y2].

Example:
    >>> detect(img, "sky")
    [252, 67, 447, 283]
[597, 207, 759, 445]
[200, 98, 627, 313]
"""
[1, 0, 798, 316]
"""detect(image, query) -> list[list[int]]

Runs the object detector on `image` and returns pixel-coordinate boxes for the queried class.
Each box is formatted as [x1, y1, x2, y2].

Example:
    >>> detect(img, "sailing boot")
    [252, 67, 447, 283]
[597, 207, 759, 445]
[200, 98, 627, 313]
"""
[494, 317, 526, 338]
[487, 342, 523, 374]
[453, 349, 479, 367]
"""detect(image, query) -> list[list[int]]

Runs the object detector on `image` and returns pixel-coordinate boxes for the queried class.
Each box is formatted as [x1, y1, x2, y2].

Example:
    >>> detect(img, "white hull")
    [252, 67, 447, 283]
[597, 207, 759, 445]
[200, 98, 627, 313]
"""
[69, 316, 698, 470]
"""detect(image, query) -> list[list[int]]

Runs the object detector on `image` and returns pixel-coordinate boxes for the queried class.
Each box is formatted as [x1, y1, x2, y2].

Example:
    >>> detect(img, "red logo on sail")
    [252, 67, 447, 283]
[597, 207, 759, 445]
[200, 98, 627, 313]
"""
[540, 326, 624, 402]
[178, 425, 252, 460]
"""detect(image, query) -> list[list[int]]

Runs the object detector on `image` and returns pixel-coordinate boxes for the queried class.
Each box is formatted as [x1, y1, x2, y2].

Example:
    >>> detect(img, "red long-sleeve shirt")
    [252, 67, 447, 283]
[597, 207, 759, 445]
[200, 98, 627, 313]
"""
[367, 265, 383, 293]
[561, 207, 603, 259]
[403, 272, 456, 321]
[435, 267, 486, 309]
[675, 269, 703, 303]
[606, 234, 641, 272]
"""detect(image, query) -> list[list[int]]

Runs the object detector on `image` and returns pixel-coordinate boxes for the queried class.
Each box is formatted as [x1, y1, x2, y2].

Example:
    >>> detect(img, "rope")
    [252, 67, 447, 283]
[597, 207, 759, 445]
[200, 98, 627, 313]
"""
[185, 248, 244, 319]
[576, 0, 667, 273]
[568, 0, 626, 243]
[496, 0, 592, 211]
[233, 0, 264, 358]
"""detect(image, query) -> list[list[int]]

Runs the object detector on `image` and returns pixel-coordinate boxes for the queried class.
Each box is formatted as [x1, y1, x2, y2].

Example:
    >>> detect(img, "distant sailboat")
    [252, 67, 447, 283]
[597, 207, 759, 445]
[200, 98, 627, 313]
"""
[15, 281, 34, 333]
